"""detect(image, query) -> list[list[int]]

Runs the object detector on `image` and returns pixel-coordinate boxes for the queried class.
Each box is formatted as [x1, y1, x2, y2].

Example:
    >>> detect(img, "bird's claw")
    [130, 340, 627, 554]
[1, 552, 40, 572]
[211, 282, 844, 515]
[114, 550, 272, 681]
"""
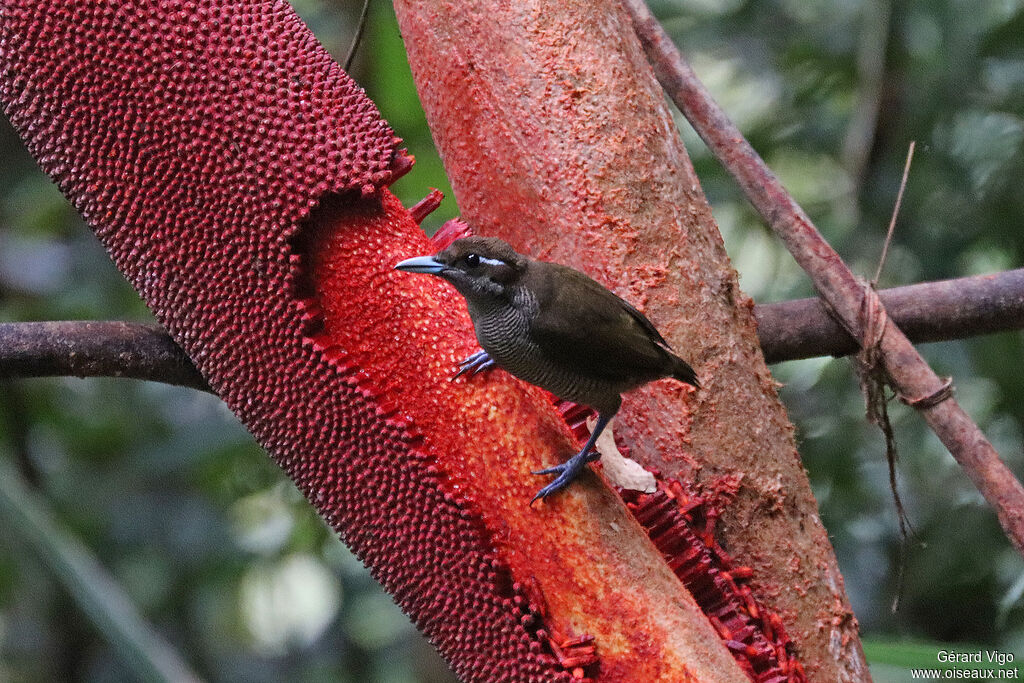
[452, 349, 495, 380]
[530, 449, 601, 505]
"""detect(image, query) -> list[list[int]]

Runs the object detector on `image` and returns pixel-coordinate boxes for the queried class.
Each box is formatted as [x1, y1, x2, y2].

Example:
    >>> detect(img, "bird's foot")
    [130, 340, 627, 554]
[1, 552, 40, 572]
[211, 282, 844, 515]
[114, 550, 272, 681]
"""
[530, 448, 601, 505]
[452, 349, 496, 380]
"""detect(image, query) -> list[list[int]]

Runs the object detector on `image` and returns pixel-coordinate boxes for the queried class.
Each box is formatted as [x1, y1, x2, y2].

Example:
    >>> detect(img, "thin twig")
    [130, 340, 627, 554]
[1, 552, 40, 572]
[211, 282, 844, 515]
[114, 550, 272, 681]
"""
[874, 141, 916, 284]
[867, 140, 917, 608]
[624, 0, 1024, 556]
[343, 0, 371, 72]
[869, 139, 917, 612]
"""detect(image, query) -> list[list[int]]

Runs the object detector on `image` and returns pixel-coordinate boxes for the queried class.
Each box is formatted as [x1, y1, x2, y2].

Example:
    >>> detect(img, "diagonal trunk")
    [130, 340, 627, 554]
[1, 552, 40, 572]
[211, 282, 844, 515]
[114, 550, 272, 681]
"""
[392, 0, 869, 679]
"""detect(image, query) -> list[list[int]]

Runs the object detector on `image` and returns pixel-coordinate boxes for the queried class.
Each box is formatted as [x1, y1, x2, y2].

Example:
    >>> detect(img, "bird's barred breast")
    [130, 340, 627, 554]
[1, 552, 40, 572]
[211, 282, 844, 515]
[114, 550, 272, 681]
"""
[474, 305, 622, 414]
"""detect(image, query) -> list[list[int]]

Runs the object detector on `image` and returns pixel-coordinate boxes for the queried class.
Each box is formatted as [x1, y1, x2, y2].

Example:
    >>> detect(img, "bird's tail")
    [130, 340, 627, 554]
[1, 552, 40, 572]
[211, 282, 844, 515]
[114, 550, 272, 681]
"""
[671, 356, 700, 389]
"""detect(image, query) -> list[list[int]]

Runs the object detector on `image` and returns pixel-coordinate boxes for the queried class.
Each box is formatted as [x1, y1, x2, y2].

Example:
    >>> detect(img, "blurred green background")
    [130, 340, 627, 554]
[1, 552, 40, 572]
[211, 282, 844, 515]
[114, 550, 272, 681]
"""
[1, 0, 1022, 680]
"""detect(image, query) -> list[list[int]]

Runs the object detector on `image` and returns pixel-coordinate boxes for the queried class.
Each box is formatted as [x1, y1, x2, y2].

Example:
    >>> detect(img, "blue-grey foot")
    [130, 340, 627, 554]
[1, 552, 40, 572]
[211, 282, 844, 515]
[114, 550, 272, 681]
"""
[453, 349, 496, 379]
[530, 448, 602, 505]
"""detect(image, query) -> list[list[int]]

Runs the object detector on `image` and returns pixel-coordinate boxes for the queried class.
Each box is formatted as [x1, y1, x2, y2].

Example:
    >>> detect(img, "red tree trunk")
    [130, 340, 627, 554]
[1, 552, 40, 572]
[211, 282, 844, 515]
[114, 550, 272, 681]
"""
[392, 0, 869, 680]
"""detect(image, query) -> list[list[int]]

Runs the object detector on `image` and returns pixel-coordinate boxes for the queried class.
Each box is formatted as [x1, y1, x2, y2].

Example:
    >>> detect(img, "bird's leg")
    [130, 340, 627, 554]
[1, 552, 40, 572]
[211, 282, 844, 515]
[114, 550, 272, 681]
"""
[531, 412, 611, 504]
[453, 349, 496, 379]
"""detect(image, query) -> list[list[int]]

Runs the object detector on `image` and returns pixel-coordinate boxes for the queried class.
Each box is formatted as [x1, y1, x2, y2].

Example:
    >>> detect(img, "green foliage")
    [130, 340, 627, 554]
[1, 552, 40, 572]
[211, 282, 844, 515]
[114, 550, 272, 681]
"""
[1, 1, 1022, 680]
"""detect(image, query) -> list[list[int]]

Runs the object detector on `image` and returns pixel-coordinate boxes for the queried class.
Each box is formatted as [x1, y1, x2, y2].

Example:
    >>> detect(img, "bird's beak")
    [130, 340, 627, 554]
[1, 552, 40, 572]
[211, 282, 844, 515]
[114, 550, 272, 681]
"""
[394, 255, 446, 275]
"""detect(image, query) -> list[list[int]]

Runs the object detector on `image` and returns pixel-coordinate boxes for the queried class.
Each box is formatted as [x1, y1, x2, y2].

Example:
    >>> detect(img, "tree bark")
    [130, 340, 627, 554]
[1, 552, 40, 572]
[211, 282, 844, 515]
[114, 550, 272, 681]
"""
[623, 0, 1024, 557]
[756, 269, 1024, 363]
[0, 320, 209, 391]
[391, 0, 868, 680]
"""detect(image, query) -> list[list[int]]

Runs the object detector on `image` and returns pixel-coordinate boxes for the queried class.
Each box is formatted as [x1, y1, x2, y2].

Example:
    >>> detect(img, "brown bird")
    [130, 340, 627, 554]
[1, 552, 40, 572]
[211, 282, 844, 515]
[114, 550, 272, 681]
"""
[395, 236, 698, 503]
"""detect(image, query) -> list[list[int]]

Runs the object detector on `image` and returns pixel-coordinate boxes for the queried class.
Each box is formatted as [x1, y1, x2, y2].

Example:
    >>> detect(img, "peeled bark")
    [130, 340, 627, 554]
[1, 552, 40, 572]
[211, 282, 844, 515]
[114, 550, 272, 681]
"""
[392, 0, 868, 680]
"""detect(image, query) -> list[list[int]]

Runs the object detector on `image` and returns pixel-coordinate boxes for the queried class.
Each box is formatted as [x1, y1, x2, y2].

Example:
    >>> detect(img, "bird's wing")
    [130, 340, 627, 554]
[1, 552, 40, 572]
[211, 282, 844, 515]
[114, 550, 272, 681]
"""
[529, 264, 675, 384]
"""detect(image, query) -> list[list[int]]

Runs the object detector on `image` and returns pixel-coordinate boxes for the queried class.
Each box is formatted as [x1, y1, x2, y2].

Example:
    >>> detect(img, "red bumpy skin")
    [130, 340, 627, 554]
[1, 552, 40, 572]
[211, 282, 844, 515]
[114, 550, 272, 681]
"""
[0, 1, 567, 680]
[0, 1, 749, 681]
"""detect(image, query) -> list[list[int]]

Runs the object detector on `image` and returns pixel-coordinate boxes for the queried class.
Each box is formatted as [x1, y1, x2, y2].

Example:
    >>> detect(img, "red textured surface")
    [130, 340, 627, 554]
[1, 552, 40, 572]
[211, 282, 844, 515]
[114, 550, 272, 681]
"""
[624, 488, 806, 683]
[304, 193, 744, 682]
[0, 2, 568, 680]
[557, 403, 806, 683]
[0, 1, 746, 681]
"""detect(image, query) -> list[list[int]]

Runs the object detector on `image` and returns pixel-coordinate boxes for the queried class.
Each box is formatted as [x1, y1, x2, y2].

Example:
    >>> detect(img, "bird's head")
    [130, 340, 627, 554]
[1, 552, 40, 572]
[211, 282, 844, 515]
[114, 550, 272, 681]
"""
[395, 236, 527, 302]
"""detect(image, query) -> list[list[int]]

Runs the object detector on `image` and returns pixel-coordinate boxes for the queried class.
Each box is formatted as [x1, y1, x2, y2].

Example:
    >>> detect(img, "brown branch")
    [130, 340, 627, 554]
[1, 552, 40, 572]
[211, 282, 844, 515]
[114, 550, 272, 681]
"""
[3, 268, 1024, 387]
[624, 0, 1024, 556]
[757, 268, 1024, 363]
[0, 321, 210, 392]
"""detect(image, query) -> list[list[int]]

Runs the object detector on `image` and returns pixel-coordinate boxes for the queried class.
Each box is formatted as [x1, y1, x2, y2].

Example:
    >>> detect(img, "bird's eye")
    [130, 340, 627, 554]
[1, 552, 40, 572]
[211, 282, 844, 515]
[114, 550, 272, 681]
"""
[464, 253, 481, 268]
